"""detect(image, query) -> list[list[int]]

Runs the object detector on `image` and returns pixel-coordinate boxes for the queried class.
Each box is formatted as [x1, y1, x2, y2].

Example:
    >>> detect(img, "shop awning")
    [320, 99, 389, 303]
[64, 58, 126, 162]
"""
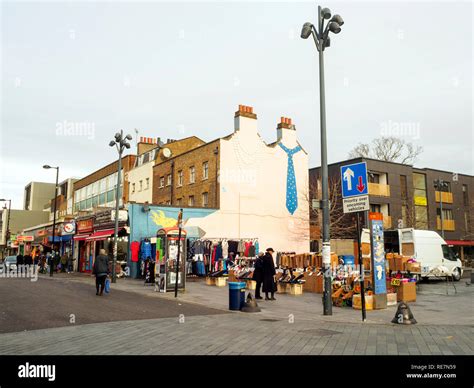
[445, 240, 474, 246]
[48, 235, 73, 242]
[73, 234, 90, 241]
[86, 229, 115, 241]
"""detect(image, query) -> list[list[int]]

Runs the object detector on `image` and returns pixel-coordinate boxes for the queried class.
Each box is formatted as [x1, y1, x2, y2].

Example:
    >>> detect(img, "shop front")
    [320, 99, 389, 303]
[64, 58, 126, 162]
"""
[74, 217, 94, 273]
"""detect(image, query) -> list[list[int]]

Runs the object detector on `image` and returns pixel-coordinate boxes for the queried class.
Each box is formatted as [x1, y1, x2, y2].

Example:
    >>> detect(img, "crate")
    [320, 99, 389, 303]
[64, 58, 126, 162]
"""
[396, 282, 416, 302]
[205, 277, 215, 286]
[246, 280, 256, 290]
[289, 284, 303, 296]
[352, 294, 374, 310]
[215, 277, 227, 287]
[387, 292, 398, 306]
[277, 283, 289, 294]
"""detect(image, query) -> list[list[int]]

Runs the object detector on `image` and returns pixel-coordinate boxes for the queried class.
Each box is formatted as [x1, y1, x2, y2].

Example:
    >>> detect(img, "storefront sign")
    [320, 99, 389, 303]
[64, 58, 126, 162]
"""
[62, 221, 76, 235]
[370, 217, 386, 295]
[16, 235, 34, 242]
[414, 196, 427, 206]
[111, 210, 128, 222]
[77, 219, 94, 233]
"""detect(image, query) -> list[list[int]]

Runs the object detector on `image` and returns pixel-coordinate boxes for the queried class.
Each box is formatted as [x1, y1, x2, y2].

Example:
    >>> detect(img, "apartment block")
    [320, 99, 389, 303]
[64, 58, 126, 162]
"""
[23, 182, 56, 211]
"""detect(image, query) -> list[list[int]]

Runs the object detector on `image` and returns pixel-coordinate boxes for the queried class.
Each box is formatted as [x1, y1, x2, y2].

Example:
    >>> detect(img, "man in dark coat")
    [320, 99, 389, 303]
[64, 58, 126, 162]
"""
[262, 248, 276, 300]
[93, 249, 110, 296]
[253, 253, 265, 300]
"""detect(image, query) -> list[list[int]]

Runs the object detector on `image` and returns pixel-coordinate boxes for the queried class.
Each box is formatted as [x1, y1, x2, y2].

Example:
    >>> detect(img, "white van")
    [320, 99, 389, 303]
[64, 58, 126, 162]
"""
[362, 228, 463, 281]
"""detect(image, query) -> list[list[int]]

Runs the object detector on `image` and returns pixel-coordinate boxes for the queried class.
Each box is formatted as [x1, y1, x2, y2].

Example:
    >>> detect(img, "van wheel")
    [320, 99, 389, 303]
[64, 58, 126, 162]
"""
[452, 267, 461, 282]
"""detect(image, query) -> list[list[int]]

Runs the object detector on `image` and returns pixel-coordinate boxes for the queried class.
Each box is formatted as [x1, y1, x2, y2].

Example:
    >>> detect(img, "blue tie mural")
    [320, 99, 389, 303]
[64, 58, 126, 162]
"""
[278, 143, 302, 215]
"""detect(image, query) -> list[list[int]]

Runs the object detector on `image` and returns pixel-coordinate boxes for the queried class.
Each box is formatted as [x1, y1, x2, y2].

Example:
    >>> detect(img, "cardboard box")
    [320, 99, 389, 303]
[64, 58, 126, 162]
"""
[363, 257, 371, 271]
[246, 280, 256, 290]
[215, 277, 227, 287]
[387, 292, 398, 306]
[405, 262, 421, 273]
[373, 294, 387, 310]
[205, 277, 215, 286]
[352, 294, 374, 310]
[361, 243, 371, 256]
[277, 283, 289, 294]
[397, 282, 416, 302]
[331, 253, 339, 268]
[303, 272, 324, 293]
[395, 256, 410, 272]
[289, 284, 303, 296]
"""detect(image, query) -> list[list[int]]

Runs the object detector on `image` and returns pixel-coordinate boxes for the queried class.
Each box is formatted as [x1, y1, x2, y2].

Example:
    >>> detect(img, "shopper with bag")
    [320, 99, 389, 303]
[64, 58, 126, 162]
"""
[262, 248, 277, 301]
[93, 249, 110, 296]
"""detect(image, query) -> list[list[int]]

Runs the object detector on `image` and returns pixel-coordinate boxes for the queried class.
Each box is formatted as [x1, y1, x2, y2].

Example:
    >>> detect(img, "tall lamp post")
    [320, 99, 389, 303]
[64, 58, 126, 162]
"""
[301, 5, 344, 316]
[43, 165, 59, 277]
[0, 199, 11, 257]
[434, 178, 449, 238]
[109, 130, 132, 283]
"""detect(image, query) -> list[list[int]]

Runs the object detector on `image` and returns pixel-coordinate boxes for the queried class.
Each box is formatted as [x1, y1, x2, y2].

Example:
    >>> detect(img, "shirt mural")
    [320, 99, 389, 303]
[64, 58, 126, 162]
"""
[278, 143, 302, 215]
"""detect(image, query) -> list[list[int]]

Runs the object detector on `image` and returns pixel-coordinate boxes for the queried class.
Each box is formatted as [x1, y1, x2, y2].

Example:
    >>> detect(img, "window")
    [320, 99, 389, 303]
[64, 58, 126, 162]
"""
[368, 173, 380, 184]
[166, 175, 171, 186]
[202, 162, 209, 180]
[132, 183, 135, 193]
[160, 177, 165, 188]
[370, 204, 381, 213]
[146, 178, 150, 190]
[86, 198, 92, 209]
[414, 206, 428, 229]
[139, 180, 143, 191]
[189, 166, 195, 184]
[99, 193, 106, 205]
[177, 198, 182, 206]
[107, 190, 114, 203]
[464, 212, 471, 233]
[202, 192, 209, 207]
[436, 208, 453, 220]
[463, 185, 469, 206]
[442, 245, 457, 261]
[400, 175, 407, 199]
[188, 196, 195, 207]
[91, 195, 98, 208]
[401, 204, 409, 228]
[413, 173, 427, 204]
[142, 152, 150, 164]
[178, 170, 183, 186]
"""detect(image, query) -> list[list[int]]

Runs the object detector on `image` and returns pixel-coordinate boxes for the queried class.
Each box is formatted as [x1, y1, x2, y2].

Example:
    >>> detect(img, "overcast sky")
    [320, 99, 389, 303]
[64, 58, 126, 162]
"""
[1, 1, 472, 208]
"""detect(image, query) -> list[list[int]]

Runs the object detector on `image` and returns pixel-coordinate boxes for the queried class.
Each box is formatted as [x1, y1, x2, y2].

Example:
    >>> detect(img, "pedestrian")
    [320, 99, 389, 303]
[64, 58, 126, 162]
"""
[67, 254, 73, 273]
[24, 254, 33, 266]
[16, 253, 24, 266]
[253, 252, 265, 300]
[262, 248, 277, 301]
[53, 250, 60, 273]
[60, 254, 67, 273]
[92, 249, 110, 296]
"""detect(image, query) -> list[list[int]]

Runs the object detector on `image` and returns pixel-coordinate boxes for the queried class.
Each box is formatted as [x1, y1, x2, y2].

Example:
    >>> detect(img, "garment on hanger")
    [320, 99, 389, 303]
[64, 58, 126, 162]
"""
[140, 239, 152, 260]
[130, 241, 140, 262]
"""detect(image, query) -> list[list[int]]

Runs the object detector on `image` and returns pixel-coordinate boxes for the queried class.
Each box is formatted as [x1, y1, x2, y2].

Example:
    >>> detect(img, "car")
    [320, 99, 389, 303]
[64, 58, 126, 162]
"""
[1, 256, 17, 273]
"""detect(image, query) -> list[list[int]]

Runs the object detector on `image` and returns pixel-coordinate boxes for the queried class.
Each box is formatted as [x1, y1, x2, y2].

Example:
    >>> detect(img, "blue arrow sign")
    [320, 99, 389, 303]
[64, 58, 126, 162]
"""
[341, 162, 368, 198]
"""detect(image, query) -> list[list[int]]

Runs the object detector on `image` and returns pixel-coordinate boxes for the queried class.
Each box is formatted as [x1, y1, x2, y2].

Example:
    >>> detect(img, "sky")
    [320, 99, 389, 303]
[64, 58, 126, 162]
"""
[1, 1, 472, 208]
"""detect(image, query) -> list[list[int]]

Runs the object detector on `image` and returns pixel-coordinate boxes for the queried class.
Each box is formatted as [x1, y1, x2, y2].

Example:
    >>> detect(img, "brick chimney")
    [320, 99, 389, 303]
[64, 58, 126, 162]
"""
[137, 136, 158, 156]
[277, 117, 297, 144]
[234, 104, 257, 133]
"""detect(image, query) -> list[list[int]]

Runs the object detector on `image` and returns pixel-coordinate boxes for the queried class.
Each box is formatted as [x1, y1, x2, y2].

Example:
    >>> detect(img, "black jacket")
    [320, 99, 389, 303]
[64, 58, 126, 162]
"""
[93, 254, 110, 275]
[253, 256, 264, 282]
[262, 253, 276, 293]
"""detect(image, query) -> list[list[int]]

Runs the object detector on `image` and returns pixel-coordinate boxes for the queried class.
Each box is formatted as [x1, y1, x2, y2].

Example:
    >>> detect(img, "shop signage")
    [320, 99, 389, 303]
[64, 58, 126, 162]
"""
[370, 216, 386, 295]
[110, 209, 128, 222]
[62, 221, 76, 235]
[414, 196, 427, 206]
[391, 278, 401, 286]
[16, 235, 34, 242]
[77, 219, 94, 233]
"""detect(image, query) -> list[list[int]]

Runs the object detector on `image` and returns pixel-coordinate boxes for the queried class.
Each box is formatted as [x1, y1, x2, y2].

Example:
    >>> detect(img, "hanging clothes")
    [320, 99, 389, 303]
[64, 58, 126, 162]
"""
[130, 241, 140, 263]
[140, 239, 152, 260]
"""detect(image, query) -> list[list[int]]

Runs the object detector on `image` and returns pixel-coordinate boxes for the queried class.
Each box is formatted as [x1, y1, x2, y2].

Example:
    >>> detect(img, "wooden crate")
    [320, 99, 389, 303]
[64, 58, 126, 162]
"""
[277, 283, 289, 294]
[246, 280, 256, 290]
[387, 292, 398, 306]
[397, 282, 416, 302]
[352, 294, 374, 310]
[215, 277, 227, 287]
[205, 277, 215, 286]
[289, 284, 303, 296]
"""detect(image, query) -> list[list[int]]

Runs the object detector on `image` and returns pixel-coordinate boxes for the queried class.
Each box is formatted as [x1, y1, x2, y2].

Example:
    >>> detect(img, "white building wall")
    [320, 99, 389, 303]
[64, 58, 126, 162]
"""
[128, 161, 154, 203]
[187, 113, 310, 254]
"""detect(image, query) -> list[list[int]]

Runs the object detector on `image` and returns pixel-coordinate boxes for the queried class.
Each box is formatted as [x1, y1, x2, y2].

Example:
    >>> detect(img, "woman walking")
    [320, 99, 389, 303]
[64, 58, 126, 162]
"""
[93, 249, 110, 296]
[262, 248, 277, 301]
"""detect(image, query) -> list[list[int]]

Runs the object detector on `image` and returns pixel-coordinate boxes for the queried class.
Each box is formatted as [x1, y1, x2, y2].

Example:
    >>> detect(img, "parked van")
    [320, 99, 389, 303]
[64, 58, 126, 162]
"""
[362, 228, 463, 281]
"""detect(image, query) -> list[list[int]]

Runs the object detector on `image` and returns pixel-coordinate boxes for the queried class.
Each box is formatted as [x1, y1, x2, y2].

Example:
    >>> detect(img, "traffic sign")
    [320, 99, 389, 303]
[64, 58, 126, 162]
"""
[343, 195, 369, 213]
[340, 162, 368, 198]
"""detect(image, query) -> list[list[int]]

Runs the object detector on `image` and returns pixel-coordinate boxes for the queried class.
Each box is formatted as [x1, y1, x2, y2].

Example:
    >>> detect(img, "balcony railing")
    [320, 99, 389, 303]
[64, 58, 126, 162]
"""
[368, 183, 390, 197]
[383, 215, 392, 229]
[435, 191, 453, 204]
[436, 218, 455, 231]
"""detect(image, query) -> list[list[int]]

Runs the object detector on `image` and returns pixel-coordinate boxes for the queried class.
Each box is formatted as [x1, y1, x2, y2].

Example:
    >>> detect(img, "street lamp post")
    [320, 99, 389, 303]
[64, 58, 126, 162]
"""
[434, 178, 449, 238]
[43, 165, 59, 277]
[109, 130, 132, 283]
[301, 5, 344, 316]
[0, 199, 11, 257]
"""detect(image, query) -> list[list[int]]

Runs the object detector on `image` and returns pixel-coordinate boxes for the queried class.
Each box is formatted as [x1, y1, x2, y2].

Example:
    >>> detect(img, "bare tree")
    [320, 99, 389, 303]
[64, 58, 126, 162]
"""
[348, 136, 423, 165]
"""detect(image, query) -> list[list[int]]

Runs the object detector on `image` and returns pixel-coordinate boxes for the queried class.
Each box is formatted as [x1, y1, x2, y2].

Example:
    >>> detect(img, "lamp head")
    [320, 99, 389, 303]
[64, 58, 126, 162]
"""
[301, 22, 313, 39]
[43, 165, 51, 169]
[321, 7, 332, 20]
[114, 132, 121, 141]
[109, 141, 116, 147]
[328, 21, 341, 34]
[125, 134, 133, 141]
[125, 143, 131, 149]
[331, 14, 344, 26]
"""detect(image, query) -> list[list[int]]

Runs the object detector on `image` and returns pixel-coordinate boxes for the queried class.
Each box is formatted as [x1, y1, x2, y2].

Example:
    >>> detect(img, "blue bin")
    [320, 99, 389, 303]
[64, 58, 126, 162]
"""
[228, 282, 246, 311]
[341, 255, 355, 265]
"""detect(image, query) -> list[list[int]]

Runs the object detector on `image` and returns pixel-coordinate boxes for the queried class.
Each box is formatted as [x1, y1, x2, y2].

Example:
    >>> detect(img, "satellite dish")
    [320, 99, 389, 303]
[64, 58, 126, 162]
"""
[162, 148, 172, 158]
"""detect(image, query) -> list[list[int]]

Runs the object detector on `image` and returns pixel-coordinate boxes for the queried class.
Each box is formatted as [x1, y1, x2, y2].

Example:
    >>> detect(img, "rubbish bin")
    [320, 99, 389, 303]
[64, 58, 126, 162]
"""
[228, 282, 246, 311]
